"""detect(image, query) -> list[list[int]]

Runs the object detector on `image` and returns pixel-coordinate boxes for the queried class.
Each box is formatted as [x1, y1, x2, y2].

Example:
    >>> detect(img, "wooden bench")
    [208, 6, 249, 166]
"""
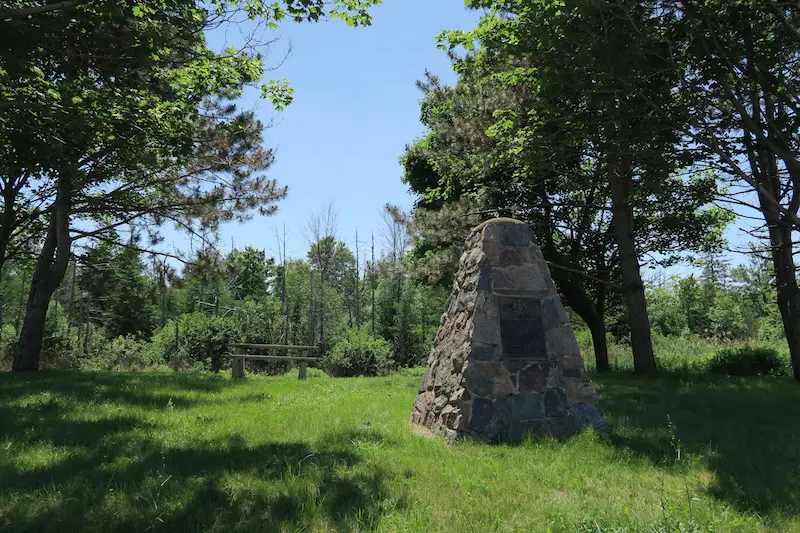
[229, 344, 319, 380]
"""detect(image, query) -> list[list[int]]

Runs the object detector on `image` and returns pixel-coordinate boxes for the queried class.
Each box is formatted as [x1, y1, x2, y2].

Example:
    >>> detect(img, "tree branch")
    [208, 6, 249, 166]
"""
[0, 0, 86, 19]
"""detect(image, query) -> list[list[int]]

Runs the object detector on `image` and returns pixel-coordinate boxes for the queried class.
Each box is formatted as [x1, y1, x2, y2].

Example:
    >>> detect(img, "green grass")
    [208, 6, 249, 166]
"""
[1, 370, 799, 532]
[577, 332, 792, 375]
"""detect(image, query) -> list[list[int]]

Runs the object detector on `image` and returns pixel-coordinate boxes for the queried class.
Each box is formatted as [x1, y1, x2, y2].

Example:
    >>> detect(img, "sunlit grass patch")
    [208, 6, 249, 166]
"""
[0, 370, 798, 532]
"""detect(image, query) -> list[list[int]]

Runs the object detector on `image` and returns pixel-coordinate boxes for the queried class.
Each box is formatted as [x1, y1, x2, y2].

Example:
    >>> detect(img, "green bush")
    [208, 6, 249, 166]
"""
[322, 326, 395, 377]
[573, 328, 593, 352]
[74, 323, 114, 371]
[282, 367, 329, 380]
[395, 366, 426, 377]
[149, 313, 236, 372]
[106, 336, 155, 371]
[0, 324, 17, 369]
[709, 346, 788, 376]
[40, 303, 81, 369]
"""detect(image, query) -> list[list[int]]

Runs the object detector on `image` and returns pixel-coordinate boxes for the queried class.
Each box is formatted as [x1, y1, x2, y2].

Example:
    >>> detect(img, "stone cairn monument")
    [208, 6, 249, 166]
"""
[411, 218, 608, 443]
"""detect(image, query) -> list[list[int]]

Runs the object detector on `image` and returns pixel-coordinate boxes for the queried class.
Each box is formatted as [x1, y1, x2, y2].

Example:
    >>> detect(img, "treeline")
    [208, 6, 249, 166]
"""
[646, 254, 782, 343]
[0, 210, 447, 374]
[0, 225, 788, 376]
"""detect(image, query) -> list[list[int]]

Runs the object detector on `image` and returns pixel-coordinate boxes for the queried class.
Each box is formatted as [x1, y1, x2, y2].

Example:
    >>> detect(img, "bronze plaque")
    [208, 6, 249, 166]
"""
[497, 297, 547, 360]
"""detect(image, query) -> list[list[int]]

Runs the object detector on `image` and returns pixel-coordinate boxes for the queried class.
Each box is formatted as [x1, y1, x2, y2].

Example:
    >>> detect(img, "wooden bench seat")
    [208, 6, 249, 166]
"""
[228, 344, 319, 380]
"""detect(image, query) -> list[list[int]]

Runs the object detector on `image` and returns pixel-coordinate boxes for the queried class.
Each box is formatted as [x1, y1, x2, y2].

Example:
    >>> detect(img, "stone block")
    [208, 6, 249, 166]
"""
[477, 264, 492, 291]
[519, 366, 548, 393]
[463, 361, 495, 398]
[440, 404, 461, 428]
[420, 368, 433, 391]
[491, 269, 512, 290]
[500, 248, 525, 267]
[464, 247, 484, 269]
[569, 403, 609, 433]
[543, 417, 578, 439]
[458, 400, 472, 430]
[559, 355, 586, 372]
[564, 379, 597, 405]
[495, 396, 513, 424]
[542, 298, 564, 330]
[552, 295, 568, 322]
[564, 379, 582, 404]
[434, 365, 461, 393]
[504, 361, 531, 374]
[504, 265, 552, 293]
[469, 398, 495, 433]
[473, 360, 509, 377]
[507, 372, 518, 391]
[563, 367, 584, 379]
[474, 294, 490, 313]
[434, 394, 449, 411]
[546, 326, 581, 357]
[469, 342, 497, 361]
[471, 315, 501, 345]
[492, 376, 516, 397]
[546, 366, 565, 389]
[544, 388, 568, 417]
[500, 223, 532, 247]
[413, 391, 434, 418]
[512, 392, 545, 420]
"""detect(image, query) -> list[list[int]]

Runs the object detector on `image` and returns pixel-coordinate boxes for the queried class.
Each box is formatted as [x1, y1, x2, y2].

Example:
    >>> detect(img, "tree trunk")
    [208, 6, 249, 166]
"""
[558, 280, 610, 373]
[587, 316, 610, 373]
[0, 182, 18, 271]
[609, 162, 657, 373]
[307, 269, 314, 345]
[536, 197, 612, 373]
[772, 239, 800, 382]
[12, 180, 72, 372]
[13, 279, 53, 371]
[758, 173, 800, 381]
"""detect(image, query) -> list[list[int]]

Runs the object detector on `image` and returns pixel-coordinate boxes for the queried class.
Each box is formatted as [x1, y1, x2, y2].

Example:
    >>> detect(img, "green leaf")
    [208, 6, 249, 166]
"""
[261, 79, 294, 111]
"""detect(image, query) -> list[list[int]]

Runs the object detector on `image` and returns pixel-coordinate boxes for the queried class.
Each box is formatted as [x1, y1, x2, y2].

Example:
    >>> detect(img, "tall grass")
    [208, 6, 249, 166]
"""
[577, 329, 791, 374]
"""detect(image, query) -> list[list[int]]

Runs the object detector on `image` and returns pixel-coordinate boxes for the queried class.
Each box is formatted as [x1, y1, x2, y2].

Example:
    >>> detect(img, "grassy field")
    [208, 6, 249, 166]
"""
[1, 370, 799, 532]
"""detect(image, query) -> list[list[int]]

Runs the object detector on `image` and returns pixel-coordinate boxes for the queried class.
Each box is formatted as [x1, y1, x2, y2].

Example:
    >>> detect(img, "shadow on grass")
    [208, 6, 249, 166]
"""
[0, 370, 235, 408]
[595, 373, 800, 517]
[0, 371, 402, 533]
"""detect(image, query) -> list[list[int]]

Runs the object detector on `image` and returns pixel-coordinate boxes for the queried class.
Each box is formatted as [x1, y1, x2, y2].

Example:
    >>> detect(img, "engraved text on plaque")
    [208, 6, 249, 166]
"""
[497, 296, 547, 360]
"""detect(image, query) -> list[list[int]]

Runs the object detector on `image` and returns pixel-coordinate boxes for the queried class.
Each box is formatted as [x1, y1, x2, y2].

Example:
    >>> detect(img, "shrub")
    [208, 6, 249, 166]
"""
[709, 346, 788, 376]
[149, 313, 236, 372]
[282, 367, 329, 380]
[0, 324, 17, 370]
[40, 303, 81, 369]
[573, 328, 593, 352]
[106, 336, 155, 371]
[74, 323, 113, 371]
[395, 366, 426, 378]
[322, 326, 395, 377]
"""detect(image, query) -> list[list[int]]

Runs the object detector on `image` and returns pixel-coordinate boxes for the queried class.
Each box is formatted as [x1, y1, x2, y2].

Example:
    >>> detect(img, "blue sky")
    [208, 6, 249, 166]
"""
[180, 1, 483, 261]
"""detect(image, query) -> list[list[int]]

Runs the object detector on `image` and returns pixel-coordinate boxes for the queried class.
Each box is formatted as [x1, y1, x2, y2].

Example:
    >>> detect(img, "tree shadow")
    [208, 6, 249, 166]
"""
[595, 373, 800, 517]
[0, 370, 236, 410]
[0, 372, 404, 532]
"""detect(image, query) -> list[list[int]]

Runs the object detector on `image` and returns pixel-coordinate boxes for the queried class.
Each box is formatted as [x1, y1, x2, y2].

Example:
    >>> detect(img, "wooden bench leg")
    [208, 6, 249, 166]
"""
[298, 361, 307, 380]
[232, 356, 244, 379]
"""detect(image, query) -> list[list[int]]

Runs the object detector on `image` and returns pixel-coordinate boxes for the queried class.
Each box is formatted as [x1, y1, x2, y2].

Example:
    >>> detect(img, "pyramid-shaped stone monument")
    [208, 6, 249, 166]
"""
[411, 218, 608, 443]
